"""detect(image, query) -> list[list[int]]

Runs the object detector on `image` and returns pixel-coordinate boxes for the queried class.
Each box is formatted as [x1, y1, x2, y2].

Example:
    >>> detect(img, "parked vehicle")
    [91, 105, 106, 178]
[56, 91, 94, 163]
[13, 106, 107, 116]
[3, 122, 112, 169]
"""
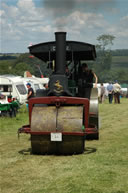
[22, 77, 46, 94]
[35, 77, 49, 87]
[0, 75, 27, 104]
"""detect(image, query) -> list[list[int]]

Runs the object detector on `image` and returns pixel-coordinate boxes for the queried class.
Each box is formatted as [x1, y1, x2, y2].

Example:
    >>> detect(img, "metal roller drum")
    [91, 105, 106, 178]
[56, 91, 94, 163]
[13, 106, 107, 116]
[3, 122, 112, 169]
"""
[31, 106, 56, 132]
[89, 88, 99, 139]
[89, 88, 98, 115]
[31, 106, 85, 154]
[57, 106, 83, 132]
[31, 106, 83, 132]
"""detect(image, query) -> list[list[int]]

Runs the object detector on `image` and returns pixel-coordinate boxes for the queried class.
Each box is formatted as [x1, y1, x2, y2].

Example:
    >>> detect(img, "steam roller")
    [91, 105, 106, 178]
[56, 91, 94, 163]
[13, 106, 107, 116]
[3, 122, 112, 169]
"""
[18, 32, 99, 155]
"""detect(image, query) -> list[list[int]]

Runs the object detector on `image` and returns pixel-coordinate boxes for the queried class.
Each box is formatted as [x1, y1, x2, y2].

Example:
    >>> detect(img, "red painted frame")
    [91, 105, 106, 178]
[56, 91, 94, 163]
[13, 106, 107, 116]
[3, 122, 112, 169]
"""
[19, 96, 98, 136]
[29, 96, 90, 128]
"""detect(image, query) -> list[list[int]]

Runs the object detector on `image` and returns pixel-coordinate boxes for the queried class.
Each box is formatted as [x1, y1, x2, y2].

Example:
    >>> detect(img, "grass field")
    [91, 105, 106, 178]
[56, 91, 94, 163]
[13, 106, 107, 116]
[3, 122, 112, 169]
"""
[112, 56, 128, 63]
[0, 98, 128, 193]
[112, 56, 128, 68]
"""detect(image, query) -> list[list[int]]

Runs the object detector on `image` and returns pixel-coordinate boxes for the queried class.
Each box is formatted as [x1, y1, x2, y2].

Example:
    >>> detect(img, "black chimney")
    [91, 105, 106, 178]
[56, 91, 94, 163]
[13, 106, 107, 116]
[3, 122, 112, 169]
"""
[48, 32, 72, 96]
[55, 32, 66, 74]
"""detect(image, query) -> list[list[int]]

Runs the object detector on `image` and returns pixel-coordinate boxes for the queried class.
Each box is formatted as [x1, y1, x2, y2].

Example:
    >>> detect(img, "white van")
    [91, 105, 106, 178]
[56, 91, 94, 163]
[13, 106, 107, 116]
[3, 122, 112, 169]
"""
[0, 75, 27, 104]
[35, 77, 49, 88]
[22, 77, 45, 94]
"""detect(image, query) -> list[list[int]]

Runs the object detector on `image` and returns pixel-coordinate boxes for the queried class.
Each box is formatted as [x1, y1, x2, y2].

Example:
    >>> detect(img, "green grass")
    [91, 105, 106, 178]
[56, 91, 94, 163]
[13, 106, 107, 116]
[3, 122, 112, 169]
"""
[112, 56, 128, 63]
[0, 99, 128, 193]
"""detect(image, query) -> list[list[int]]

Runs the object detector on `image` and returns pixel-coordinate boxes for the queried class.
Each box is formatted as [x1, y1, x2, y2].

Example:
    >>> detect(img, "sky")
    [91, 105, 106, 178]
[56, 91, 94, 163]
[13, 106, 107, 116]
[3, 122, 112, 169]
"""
[0, 0, 128, 53]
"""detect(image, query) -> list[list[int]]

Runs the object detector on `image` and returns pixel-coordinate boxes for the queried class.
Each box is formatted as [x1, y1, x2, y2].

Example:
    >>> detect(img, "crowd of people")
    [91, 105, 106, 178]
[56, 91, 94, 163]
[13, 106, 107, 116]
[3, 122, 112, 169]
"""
[99, 81, 122, 104]
[107, 81, 122, 104]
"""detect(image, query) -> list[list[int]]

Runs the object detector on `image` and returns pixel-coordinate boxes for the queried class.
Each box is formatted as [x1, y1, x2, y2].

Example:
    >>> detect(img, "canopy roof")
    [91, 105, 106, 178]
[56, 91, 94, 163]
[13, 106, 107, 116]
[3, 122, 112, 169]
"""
[29, 41, 96, 62]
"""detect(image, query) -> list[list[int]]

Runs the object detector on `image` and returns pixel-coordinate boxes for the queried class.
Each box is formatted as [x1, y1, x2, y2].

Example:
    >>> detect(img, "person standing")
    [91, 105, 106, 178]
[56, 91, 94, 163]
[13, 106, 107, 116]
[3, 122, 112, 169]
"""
[113, 81, 121, 104]
[26, 83, 34, 101]
[78, 63, 98, 99]
[107, 82, 114, 104]
[100, 83, 105, 103]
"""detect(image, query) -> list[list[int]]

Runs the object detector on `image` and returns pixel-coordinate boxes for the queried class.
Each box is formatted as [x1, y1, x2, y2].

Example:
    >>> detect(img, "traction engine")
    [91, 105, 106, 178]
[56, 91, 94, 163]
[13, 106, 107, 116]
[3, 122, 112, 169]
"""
[18, 32, 99, 154]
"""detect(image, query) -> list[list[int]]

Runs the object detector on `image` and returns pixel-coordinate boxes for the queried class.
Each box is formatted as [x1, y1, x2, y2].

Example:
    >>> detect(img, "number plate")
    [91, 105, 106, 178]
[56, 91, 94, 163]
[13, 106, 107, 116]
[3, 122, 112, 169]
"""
[51, 133, 62, 141]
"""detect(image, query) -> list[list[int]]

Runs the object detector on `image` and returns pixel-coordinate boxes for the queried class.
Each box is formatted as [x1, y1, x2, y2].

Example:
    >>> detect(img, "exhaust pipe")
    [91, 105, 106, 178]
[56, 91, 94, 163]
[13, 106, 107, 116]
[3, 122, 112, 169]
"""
[55, 32, 66, 74]
[48, 32, 72, 96]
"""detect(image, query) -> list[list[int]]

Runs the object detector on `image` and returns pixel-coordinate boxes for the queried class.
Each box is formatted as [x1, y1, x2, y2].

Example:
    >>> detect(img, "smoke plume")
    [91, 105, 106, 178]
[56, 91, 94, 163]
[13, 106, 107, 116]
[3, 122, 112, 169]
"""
[41, 0, 116, 31]
[41, 0, 76, 30]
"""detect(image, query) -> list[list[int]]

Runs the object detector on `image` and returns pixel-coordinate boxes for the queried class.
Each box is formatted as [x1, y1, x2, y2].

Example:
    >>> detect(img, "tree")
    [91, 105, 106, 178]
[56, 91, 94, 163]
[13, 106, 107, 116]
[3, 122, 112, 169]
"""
[96, 34, 115, 51]
[0, 60, 14, 75]
[94, 34, 115, 82]
[13, 53, 51, 77]
[13, 62, 34, 76]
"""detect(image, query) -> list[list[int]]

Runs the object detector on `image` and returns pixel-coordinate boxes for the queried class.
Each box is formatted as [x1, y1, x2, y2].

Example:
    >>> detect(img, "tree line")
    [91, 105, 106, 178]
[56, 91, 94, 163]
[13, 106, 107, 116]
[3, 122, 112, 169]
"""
[0, 34, 128, 84]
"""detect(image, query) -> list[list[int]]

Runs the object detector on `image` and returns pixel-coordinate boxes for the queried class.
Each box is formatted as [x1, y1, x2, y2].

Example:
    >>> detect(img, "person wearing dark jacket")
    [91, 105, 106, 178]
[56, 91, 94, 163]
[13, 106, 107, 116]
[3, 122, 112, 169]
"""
[26, 83, 34, 100]
[78, 63, 98, 99]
